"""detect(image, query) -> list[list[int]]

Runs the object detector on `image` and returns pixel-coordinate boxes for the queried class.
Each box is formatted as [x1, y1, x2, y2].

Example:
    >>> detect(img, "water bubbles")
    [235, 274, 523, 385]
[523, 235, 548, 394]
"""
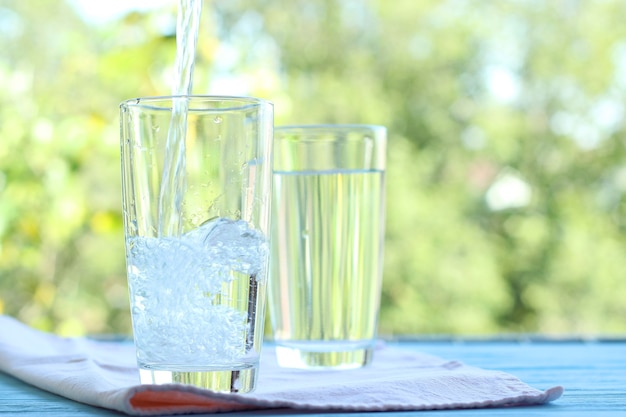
[126, 218, 268, 364]
[189, 213, 203, 227]
[213, 116, 223, 124]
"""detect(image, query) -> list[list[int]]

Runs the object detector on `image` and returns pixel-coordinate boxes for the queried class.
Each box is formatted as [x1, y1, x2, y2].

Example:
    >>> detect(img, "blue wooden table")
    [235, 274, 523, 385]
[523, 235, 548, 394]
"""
[1, 338, 624, 416]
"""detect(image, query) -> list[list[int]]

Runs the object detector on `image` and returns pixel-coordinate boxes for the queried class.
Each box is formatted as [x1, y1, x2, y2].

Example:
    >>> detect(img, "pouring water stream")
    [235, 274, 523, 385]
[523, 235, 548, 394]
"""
[157, 0, 203, 237]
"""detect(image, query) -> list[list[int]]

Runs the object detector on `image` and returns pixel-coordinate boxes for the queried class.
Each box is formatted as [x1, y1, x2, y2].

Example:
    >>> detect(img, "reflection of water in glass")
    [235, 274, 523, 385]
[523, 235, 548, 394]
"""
[269, 169, 385, 368]
[157, 0, 203, 237]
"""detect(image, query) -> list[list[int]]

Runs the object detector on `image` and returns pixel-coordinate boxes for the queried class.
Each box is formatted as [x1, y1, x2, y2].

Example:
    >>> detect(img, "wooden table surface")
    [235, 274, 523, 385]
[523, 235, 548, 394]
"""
[1, 338, 624, 416]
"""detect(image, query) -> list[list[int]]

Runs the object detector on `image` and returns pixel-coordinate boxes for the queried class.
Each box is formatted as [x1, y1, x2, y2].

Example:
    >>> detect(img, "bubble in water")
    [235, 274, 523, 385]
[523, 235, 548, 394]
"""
[126, 218, 268, 365]
[213, 116, 223, 124]
[185, 217, 268, 275]
[189, 213, 203, 227]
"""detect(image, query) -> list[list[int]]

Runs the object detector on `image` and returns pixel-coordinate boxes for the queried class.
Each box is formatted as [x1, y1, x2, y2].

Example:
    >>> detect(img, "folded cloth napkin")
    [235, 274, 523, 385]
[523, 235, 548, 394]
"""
[0, 315, 563, 415]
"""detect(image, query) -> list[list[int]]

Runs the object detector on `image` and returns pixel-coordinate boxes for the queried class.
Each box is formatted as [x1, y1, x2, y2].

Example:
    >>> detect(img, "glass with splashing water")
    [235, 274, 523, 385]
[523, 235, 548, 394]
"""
[120, 96, 273, 393]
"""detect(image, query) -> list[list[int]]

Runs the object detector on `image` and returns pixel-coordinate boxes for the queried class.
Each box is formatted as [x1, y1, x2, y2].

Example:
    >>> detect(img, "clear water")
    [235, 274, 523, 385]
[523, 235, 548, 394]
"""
[127, 218, 268, 369]
[129, 1, 267, 391]
[157, 0, 203, 237]
[269, 169, 385, 365]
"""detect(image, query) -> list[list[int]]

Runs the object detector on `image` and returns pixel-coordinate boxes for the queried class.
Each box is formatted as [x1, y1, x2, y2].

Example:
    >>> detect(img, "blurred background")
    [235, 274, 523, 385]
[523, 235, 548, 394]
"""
[1, 0, 625, 337]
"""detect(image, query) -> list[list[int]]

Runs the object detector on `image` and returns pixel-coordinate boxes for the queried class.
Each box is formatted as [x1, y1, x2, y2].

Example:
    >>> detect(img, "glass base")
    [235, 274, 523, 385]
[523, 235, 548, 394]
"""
[275, 344, 374, 369]
[139, 365, 258, 393]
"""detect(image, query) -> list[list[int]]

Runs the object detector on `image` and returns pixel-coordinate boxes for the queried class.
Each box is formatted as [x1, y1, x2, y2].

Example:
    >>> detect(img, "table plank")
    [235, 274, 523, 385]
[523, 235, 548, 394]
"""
[1, 341, 624, 416]
[411, 340, 626, 415]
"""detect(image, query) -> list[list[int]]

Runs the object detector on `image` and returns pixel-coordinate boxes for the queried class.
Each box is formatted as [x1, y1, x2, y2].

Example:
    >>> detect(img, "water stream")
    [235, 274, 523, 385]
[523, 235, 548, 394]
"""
[157, 0, 203, 237]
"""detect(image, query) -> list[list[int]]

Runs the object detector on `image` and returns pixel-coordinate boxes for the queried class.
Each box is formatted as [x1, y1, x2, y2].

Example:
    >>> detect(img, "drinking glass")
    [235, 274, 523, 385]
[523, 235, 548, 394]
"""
[269, 124, 386, 369]
[120, 96, 273, 393]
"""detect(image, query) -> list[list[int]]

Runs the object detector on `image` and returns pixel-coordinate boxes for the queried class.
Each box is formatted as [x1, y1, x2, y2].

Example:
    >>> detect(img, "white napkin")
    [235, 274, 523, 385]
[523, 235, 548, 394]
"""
[0, 315, 563, 415]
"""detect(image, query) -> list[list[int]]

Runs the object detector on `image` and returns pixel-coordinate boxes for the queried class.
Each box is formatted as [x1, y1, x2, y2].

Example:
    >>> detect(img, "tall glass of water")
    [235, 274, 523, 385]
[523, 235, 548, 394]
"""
[269, 124, 386, 369]
[120, 96, 273, 393]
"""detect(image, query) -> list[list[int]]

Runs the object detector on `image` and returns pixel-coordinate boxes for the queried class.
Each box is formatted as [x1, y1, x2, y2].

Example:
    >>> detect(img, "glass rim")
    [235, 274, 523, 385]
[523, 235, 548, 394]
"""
[120, 95, 273, 112]
[276, 124, 386, 132]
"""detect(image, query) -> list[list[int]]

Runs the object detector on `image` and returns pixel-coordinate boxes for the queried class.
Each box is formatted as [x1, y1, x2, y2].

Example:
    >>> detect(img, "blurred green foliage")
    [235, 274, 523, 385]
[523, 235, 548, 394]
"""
[1, 0, 625, 336]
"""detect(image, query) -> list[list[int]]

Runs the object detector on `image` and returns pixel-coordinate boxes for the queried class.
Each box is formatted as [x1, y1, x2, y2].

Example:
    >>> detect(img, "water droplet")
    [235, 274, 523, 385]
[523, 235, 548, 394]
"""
[213, 116, 223, 124]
